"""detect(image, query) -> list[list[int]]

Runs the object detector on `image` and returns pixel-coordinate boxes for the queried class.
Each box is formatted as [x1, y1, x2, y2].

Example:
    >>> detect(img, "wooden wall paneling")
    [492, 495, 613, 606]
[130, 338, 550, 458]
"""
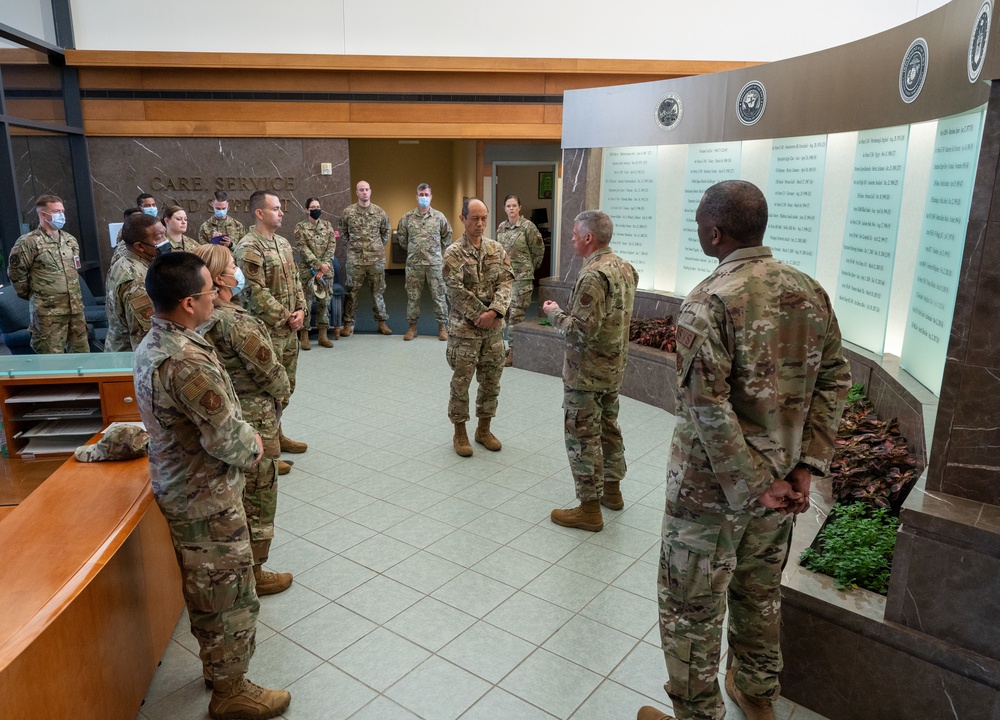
[142, 100, 351, 123]
[81, 99, 147, 120]
[347, 70, 548, 94]
[65, 50, 748, 77]
[76, 67, 143, 87]
[262, 121, 560, 139]
[543, 105, 563, 125]
[348, 102, 546, 125]
[139, 67, 353, 92]
[82, 120, 270, 136]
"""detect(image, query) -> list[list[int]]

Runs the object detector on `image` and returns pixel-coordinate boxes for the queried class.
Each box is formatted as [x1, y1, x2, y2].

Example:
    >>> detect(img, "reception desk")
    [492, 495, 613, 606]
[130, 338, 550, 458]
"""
[0, 448, 183, 718]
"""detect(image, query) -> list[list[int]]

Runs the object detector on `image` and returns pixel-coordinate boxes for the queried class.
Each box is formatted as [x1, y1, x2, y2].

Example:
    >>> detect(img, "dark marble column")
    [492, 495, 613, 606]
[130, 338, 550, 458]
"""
[926, 82, 1000, 504]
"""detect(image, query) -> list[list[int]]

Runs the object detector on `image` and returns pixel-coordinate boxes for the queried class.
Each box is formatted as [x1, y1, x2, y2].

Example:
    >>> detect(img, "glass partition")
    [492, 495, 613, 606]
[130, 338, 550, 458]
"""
[0, 352, 134, 378]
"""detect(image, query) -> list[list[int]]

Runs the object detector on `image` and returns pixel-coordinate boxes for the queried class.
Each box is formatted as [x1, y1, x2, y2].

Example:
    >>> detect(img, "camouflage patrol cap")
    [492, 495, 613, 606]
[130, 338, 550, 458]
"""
[74, 424, 150, 462]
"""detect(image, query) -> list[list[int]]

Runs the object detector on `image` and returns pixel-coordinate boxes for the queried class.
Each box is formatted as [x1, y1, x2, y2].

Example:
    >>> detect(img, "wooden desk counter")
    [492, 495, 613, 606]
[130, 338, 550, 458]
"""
[0, 449, 182, 719]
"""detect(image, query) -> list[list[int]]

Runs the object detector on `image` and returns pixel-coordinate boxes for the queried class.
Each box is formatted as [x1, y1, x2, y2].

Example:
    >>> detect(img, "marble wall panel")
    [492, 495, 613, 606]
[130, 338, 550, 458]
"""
[87, 137, 352, 276]
[779, 600, 859, 720]
[848, 639, 996, 720]
[11, 134, 77, 237]
[967, 220, 1000, 369]
[886, 522, 1000, 660]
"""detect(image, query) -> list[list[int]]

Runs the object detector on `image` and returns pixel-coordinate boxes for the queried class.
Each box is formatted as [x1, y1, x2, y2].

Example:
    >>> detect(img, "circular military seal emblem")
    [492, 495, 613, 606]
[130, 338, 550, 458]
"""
[968, 1, 992, 83]
[899, 38, 929, 103]
[655, 93, 683, 131]
[736, 81, 766, 126]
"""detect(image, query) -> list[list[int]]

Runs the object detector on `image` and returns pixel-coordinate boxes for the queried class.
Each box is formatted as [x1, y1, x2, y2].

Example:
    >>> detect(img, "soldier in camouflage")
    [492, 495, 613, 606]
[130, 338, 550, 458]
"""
[397, 183, 452, 341]
[8, 194, 89, 354]
[234, 190, 309, 455]
[198, 190, 244, 247]
[292, 197, 338, 349]
[443, 198, 514, 457]
[134, 252, 290, 719]
[164, 205, 204, 253]
[105, 213, 167, 351]
[111, 207, 144, 266]
[641, 181, 850, 720]
[542, 210, 637, 533]
[338, 180, 392, 336]
[497, 194, 545, 366]
[196, 243, 294, 597]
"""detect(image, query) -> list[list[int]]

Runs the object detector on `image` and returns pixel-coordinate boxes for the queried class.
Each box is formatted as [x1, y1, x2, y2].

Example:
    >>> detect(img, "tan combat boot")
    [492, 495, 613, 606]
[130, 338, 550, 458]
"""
[317, 325, 333, 348]
[438, 323, 448, 341]
[279, 429, 308, 454]
[474, 417, 502, 451]
[600, 481, 624, 511]
[341, 322, 354, 337]
[254, 565, 293, 596]
[637, 707, 676, 720]
[725, 669, 776, 720]
[551, 500, 604, 532]
[453, 422, 473, 457]
[503, 347, 513, 367]
[299, 328, 311, 351]
[377, 320, 392, 335]
[403, 323, 418, 341]
[333, 326, 341, 340]
[277, 460, 292, 475]
[209, 675, 290, 720]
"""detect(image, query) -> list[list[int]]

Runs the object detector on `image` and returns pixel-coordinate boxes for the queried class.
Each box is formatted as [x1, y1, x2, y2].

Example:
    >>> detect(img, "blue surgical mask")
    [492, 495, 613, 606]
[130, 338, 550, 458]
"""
[49, 212, 66, 230]
[225, 268, 246, 296]
[142, 206, 158, 217]
[417, 197, 431, 209]
[214, 208, 228, 219]
[154, 239, 172, 256]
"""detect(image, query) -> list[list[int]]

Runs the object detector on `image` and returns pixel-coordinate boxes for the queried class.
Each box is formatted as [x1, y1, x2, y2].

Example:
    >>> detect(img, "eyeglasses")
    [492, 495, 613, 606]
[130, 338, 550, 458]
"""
[189, 288, 219, 299]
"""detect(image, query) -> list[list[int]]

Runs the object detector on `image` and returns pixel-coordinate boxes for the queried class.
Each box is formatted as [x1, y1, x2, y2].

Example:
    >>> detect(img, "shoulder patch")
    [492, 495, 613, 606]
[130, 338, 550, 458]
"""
[239, 331, 272, 366]
[580, 293, 592, 307]
[130, 293, 154, 320]
[243, 249, 264, 265]
[178, 367, 225, 415]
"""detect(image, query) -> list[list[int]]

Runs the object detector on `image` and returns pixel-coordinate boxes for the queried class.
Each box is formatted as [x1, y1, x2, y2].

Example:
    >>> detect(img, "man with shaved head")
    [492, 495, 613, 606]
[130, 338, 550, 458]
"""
[442, 198, 514, 457]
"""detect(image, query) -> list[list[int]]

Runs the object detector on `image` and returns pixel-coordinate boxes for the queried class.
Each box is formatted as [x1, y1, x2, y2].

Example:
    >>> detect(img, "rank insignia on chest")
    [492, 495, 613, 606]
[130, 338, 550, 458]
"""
[200, 390, 224, 413]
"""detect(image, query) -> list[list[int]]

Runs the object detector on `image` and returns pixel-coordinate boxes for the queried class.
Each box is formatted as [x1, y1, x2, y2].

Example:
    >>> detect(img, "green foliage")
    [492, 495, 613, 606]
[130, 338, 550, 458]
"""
[800, 502, 900, 594]
[846, 382, 866, 404]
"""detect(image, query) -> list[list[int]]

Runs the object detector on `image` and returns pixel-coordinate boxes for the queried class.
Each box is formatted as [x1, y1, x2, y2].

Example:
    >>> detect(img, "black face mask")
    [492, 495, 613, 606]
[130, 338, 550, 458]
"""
[309, 208, 322, 220]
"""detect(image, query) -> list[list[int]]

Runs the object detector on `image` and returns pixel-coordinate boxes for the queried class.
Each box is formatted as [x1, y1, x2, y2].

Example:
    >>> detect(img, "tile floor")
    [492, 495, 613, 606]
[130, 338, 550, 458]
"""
[137, 334, 828, 720]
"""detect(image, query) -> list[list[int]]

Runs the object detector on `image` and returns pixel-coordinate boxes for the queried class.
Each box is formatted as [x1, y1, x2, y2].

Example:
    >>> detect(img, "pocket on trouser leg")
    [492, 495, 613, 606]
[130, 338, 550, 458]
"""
[664, 635, 694, 698]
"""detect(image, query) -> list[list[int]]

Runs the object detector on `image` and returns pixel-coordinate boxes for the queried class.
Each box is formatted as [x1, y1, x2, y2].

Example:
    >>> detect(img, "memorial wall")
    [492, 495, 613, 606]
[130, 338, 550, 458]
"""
[562, 0, 996, 396]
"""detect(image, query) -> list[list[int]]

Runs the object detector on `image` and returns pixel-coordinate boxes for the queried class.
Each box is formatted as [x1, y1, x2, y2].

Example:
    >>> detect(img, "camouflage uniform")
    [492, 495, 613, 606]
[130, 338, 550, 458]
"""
[292, 218, 337, 328]
[134, 317, 262, 683]
[104, 248, 154, 351]
[442, 234, 514, 422]
[496, 217, 544, 342]
[545, 247, 637, 502]
[338, 203, 390, 324]
[201, 301, 290, 567]
[169, 234, 203, 253]
[7, 227, 89, 354]
[233, 228, 305, 397]
[198, 215, 245, 245]
[397, 207, 452, 323]
[660, 246, 850, 720]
